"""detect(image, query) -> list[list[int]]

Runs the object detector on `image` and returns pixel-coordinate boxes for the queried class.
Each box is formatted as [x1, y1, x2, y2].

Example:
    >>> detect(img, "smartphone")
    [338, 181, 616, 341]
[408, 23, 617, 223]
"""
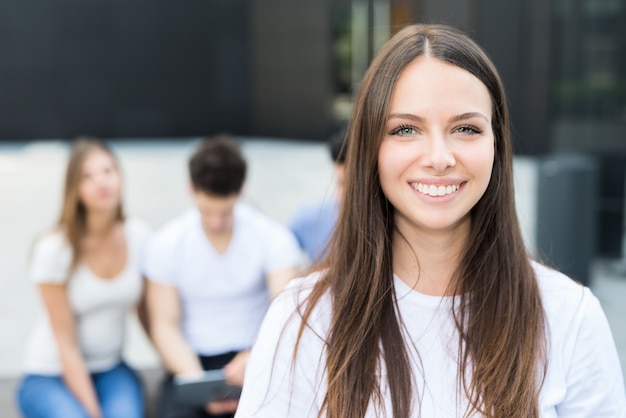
[173, 369, 242, 407]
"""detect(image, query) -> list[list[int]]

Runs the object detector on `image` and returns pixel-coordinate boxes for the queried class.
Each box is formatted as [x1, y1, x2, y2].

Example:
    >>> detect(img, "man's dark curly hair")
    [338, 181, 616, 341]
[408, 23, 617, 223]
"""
[188, 135, 247, 196]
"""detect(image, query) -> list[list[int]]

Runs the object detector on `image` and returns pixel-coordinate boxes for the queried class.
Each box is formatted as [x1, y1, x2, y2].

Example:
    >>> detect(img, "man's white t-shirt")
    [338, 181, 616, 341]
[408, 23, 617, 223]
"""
[142, 204, 302, 356]
[236, 261, 626, 418]
[23, 218, 151, 375]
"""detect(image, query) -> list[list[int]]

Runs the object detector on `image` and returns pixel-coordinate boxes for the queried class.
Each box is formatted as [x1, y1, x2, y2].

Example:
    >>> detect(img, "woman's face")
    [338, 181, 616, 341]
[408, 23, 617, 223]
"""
[378, 55, 495, 238]
[78, 149, 122, 214]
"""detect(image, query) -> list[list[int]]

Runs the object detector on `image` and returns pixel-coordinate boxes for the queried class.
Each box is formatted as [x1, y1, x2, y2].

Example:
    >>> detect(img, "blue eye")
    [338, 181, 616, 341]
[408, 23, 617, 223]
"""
[456, 125, 482, 135]
[390, 125, 417, 136]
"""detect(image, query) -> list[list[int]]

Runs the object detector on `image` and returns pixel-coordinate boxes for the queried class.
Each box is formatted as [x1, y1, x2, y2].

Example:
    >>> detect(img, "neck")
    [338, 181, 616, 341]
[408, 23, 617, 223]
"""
[203, 226, 233, 254]
[85, 210, 118, 237]
[391, 220, 470, 296]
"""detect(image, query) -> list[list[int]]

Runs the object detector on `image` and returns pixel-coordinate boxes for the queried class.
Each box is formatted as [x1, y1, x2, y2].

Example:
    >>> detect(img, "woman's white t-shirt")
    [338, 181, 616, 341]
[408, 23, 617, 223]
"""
[23, 218, 151, 375]
[236, 261, 626, 417]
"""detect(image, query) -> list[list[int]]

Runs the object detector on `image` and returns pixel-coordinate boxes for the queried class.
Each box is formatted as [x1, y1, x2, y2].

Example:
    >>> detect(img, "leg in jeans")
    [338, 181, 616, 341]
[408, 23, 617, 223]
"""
[93, 362, 144, 418]
[16, 374, 89, 418]
[159, 352, 238, 418]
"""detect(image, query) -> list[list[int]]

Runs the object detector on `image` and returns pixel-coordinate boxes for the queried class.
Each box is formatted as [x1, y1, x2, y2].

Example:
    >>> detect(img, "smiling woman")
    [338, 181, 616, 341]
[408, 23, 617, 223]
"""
[379, 55, 495, 241]
[234, 24, 626, 418]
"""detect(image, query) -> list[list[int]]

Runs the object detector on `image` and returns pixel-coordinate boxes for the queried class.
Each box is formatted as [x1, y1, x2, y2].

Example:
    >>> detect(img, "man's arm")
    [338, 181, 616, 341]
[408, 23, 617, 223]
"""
[219, 266, 298, 388]
[146, 279, 203, 375]
[266, 266, 299, 299]
[207, 266, 298, 416]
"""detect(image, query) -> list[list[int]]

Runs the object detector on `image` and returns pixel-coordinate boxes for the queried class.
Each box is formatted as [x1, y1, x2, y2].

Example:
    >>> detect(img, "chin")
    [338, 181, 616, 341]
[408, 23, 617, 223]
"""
[91, 203, 121, 215]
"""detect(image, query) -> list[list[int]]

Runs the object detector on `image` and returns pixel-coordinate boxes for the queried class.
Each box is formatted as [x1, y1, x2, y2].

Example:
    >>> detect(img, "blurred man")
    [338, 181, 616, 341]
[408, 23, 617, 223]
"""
[143, 135, 301, 418]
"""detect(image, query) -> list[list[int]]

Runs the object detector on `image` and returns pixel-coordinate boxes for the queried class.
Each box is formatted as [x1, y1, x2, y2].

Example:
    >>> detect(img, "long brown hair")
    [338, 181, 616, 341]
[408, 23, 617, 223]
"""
[295, 24, 546, 417]
[58, 137, 124, 273]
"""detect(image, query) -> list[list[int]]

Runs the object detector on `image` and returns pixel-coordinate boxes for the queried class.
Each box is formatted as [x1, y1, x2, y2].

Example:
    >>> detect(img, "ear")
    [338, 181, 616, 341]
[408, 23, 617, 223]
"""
[188, 182, 197, 196]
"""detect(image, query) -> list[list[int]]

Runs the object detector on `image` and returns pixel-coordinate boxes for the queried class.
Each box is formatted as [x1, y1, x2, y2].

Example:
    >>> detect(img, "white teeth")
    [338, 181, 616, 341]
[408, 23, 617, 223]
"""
[412, 182, 459, 197]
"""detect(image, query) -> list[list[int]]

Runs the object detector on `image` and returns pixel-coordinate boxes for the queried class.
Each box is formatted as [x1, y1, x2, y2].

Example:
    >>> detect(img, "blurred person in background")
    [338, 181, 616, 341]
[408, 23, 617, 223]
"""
[143, 135, 301, 418]
[289, 126, 347, 265]
[16, 137, 151, 418]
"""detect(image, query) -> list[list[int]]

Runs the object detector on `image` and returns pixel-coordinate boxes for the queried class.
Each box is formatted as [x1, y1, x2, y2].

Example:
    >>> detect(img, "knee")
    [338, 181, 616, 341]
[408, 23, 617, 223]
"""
[101, 396, 144, 418]
[16, 376, 89, 418]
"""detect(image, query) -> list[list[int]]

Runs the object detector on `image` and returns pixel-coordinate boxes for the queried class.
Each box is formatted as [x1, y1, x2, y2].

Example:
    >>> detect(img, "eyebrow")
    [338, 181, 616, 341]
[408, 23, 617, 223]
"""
[387, 112, 489, 123]
[387, 113, 424, 123]
[448, 112, 489, 123]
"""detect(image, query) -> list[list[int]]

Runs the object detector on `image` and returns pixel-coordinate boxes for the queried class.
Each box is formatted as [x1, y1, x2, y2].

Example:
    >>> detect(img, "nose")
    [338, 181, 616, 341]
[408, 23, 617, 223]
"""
[424, 135, 455, 173]
[93, 172, 109, 188]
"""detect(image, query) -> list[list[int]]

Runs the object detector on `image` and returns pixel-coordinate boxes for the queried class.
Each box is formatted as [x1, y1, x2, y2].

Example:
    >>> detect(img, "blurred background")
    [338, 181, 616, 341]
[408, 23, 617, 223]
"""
[1, 0, 625, 415]
[1, 0, 625, 259]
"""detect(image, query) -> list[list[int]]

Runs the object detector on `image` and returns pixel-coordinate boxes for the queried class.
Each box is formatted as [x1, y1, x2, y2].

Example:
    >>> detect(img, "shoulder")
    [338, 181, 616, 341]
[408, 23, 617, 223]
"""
[149, 209, 196, 248]
[533, 259, 610, 350]
[236, 204, 294, 237]
[277, 272, 322, 305]
[271, 271, 331, 336]
[237, 203, 278, 226]
[533, 260, 626, 414]
[32, 229, 68, 259]
[238, 271, 330, 416]
[532, 260, 588, 318]
[252, 270, 331, 371]
[143, 210, 199, 267]
[142, 211, 198, 281]
[30, 229, 72, 283]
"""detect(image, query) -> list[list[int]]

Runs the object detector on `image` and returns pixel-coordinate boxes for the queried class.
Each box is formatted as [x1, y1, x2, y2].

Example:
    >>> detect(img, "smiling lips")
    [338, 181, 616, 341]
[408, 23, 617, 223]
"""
[411, 182, 462, 197]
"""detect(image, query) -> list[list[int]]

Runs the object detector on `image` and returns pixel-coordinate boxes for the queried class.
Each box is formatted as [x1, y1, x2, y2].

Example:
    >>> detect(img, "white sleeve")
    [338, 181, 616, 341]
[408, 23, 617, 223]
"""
[264, 225, 302, 274]
[141, 226, 179, 285]
[29, 233, 71, 284]
[128, 218, 153, 262]
[236, 281, 325, 418]
[555, 289, 626, 417]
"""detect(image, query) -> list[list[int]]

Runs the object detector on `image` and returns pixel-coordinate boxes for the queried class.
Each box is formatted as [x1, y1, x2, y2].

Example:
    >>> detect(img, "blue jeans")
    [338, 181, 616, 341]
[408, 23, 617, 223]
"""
[16, 362, 144, 418]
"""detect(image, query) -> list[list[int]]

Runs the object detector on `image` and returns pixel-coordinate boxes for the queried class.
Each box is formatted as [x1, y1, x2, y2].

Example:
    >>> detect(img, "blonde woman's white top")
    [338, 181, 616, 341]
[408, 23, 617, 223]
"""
[23, 218, 151, 375]
[235, 261, 626, 418]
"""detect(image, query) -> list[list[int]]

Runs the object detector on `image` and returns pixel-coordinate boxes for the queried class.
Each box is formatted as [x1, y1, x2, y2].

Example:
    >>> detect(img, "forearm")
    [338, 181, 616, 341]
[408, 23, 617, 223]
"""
[151, 323, 203, 375]
[59, 347, 101, 418]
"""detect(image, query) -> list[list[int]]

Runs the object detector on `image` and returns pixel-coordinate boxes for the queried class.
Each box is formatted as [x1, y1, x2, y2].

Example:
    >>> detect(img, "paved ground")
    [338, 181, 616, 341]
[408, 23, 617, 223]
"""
[1, 138, 625, 416]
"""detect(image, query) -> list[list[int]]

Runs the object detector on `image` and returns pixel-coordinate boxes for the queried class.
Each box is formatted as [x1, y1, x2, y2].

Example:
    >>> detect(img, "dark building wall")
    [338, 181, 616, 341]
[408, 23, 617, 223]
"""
[250, 0, 335, 140]
[477, 0, 552, 155]
[0, 0, 252, 140]
[0, 0, 337, 141]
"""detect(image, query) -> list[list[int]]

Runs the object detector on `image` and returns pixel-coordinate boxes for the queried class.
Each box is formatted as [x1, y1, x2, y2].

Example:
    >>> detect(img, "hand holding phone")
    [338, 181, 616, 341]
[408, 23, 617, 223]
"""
[173, 369, 242, 407]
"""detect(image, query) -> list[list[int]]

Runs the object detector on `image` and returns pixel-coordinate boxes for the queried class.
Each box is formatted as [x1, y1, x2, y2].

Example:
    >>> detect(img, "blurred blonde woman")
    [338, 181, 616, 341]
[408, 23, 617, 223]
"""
[16, 138, 151, 418]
